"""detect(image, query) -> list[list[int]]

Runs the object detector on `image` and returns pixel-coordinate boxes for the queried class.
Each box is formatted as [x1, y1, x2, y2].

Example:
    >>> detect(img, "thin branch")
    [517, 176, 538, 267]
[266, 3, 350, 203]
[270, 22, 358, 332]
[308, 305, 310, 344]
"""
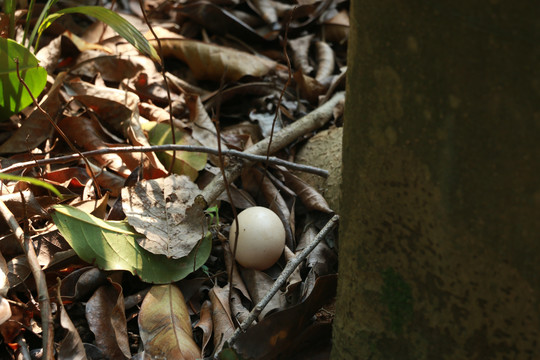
[0, 145, 328, 177]
[227, 214, 340, 346]
[0, 200, 54, 360]
[202, 91, 345, 205]
[14, 59, 102, 198]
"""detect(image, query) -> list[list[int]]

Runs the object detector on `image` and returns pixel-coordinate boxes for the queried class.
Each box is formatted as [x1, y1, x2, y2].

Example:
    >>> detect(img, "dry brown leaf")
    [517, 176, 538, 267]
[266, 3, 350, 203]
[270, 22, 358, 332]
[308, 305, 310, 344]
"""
[149, 27, 277, 81]
[194, 300, 213, 356]
[315, 41, 335, 81]
[186, 94, 226, 152]
[289, 35, 314, 75]
[56, 282, 87, 360]
[293, 69, 327, 104]
[240, 267, 286, 320]
[139, 284, 201, 360]
[322, 9, 349, 44]
[248, 168, 294, 248]
[86, 281, 130, 360]
[280, 167, 333, 213]
[0, 72, 66, 154]
[122, 174, 207, 259]
[232, 274, 337, 359]
[58, 116, 131, 177]
[249, 0, 278, 24]
[71, 52, 144, 83]
[36, 35, 63, 74]
[176, 1, 273, 42]
[0, 300, 31, 343]
[208, 285, 235, 355]
[0, 252, 8, 297]
[0, 297, 11, 327]
[222, 242, 251, 301]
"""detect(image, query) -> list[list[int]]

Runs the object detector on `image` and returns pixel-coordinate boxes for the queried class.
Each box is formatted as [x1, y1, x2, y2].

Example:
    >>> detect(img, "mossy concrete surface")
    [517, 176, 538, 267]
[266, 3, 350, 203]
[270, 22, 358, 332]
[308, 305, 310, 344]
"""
[333, 1, 540, 359]
[295, 127, 343, 213]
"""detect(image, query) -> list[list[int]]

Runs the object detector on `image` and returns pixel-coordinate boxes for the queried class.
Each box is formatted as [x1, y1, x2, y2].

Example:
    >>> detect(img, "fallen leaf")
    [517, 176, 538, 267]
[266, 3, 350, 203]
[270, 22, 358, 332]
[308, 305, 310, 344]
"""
[0, 72, 65, 154]
[58, 116, 131, 177]
[142, 121, 206, 181]
[150, 27, 277, 82]
[57, 281, 87, 360]
[122, 174, 208, 259]
[209, 285, 235, 355]
[86, 281, 130, 359]
[194, 300, 213, 356]
[231, 274, 337, 359]
[280, 167, 333, 213]
[51, 204, 211, 284]
[0, 297, 11, 326]
[139, 284, 201, 360]
[289, 35, 314, 75]
[241, 267, 285, 320]
[315, 41, 335, 81]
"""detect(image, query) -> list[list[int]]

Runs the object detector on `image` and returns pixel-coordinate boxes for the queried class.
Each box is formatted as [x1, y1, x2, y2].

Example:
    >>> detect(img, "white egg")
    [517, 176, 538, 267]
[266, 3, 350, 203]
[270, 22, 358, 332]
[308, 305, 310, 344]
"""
[229, 206, 286, 270]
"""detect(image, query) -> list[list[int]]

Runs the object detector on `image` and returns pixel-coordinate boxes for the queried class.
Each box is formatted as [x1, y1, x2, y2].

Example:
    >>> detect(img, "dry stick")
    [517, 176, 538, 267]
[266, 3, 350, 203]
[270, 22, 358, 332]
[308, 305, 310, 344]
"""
[14, 61, 102, 198]
[0, 145, 328, 177]
[0, 200, 54, 360]
[227, 214, 340, 346]
[202, 91, 345, 205]
[138, 0, 177, 174]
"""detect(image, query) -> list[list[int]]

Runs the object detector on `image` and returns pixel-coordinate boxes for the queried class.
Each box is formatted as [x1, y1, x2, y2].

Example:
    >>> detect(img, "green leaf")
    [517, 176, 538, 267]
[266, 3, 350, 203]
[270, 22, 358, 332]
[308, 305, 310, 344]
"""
[0, 38, 47, 119]
[143, 122, 207, 181]
[51, 205, 211, 284]
[0, 173, 62, 198]
[54, 6, 160, 63]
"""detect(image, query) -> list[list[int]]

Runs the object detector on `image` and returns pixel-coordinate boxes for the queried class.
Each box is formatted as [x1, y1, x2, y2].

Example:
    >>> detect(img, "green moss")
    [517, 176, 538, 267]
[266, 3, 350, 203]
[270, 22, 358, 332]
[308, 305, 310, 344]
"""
[380, 267, 414, 334]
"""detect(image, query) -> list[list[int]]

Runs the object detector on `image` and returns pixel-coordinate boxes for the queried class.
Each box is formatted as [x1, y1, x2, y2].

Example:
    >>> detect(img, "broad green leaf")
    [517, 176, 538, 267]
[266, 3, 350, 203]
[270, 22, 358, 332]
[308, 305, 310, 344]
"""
[0, 173, 62, 198]
[51, 205, 211, 284]
[143, 122, 207, 181]
[49, 6, 160, 63]
[139, 284, 201, 359]
[0, 38, 47, 119]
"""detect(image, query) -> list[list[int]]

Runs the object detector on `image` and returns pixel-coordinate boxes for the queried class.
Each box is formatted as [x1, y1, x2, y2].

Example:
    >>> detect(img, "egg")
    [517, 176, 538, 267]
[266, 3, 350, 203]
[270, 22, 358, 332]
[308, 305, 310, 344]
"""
[229, 206, 286, 270]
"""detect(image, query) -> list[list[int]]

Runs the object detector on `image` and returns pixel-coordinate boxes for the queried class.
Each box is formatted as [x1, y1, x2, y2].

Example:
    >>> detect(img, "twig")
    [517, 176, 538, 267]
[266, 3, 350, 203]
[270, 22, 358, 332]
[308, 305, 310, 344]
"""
[14, 60, 102, 198]
[0, 145, 328, 177]
[227, 214, 339, 346]
[16, 334, 32, 360]
[202, 91, 345, 205]
[0, 200, 53, 360]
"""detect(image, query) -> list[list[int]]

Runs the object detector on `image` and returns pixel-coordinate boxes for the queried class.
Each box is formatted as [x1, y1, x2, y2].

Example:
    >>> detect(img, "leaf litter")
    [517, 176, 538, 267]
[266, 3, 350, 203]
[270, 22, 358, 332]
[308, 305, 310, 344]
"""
[0, 0, 348, 358]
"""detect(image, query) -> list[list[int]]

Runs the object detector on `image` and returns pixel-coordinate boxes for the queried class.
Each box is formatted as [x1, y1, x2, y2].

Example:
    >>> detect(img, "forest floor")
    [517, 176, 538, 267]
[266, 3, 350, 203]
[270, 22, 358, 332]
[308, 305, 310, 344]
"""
[0, 0, 349, 358]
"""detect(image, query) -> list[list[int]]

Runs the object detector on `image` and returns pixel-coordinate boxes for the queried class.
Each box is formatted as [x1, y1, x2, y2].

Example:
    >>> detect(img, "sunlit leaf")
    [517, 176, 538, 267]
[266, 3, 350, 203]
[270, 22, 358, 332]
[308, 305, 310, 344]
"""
[0, 38, 47, 118]
[51, 205, 211, 284]
[139, 284, 201, 359]
[0, 173, 62, 198]
[39, 6, 159, 63]
[143, 122, 207, 181]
